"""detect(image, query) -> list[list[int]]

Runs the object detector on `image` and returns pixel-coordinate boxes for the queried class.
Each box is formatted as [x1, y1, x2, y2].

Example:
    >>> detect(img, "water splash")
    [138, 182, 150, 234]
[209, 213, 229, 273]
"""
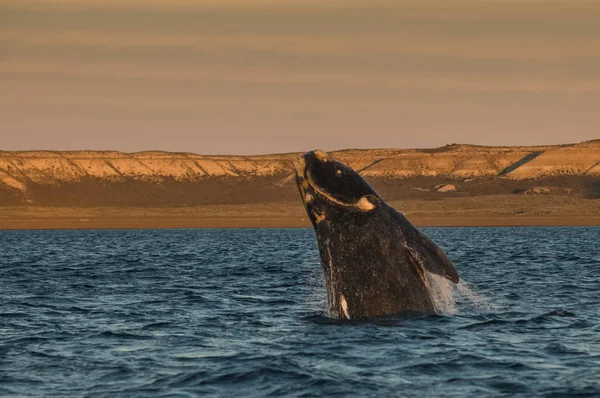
[426, 273, 458, 314]
[311, 270, 493, 318]
[426, 275, 495, 315]
[456, 280, 498, 312]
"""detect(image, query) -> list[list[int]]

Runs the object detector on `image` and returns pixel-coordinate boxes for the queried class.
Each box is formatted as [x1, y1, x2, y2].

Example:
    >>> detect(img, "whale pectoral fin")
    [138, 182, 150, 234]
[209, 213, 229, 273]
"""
[395, 212, 460, 283]
[407, 230, 459, 283]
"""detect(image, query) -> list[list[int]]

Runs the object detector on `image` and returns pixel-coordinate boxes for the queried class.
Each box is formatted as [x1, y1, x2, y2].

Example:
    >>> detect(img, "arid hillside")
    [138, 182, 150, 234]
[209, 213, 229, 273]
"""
[1, 140, 600, 207]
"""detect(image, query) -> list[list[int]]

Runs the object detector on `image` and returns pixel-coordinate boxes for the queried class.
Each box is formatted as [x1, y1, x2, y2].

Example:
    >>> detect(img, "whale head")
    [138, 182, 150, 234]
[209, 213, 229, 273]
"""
[295, 150, 380, 226]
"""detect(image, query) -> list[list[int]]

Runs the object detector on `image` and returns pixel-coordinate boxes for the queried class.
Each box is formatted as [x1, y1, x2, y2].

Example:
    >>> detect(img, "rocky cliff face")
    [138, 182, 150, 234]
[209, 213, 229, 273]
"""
[0, 151, 297, 190]
[338, 141, 600, 179]
[1, 141, 599, 206]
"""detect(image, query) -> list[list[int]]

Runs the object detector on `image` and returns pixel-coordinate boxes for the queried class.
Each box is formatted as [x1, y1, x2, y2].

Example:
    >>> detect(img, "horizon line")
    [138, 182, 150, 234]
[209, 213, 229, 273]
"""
[1, 138, 599, 157]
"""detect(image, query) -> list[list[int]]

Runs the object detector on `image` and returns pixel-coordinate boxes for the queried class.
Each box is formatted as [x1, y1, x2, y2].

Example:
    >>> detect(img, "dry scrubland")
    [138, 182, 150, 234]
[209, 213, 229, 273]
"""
[1, 141, 600, 229]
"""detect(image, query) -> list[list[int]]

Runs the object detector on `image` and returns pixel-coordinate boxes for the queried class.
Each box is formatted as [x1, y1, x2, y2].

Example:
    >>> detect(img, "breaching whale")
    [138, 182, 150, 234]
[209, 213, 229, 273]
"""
[295, 150, 460, 320]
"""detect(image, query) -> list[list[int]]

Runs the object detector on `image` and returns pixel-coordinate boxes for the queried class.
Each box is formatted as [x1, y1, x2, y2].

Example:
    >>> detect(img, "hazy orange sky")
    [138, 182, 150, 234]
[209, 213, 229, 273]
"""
[1, 0, 599, 154]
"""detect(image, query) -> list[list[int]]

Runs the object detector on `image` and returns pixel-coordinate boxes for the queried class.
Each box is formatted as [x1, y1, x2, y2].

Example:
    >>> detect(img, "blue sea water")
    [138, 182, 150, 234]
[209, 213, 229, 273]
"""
[1, 227, 599, 397]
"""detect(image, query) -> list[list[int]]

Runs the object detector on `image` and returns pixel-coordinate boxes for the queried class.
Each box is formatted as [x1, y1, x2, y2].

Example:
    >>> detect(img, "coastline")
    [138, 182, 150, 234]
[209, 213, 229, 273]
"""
[2, 195, 599, 230]
[2, 217, 600, 230]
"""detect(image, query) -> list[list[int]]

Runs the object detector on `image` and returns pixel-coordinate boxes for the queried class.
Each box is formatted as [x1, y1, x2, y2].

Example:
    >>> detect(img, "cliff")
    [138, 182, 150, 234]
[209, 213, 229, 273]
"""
[1, 140, 599, 206]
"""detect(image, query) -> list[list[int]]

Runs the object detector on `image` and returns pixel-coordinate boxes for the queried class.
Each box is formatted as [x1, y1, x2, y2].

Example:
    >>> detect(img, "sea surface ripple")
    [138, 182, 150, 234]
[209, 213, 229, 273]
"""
[1, 227, 599, 397]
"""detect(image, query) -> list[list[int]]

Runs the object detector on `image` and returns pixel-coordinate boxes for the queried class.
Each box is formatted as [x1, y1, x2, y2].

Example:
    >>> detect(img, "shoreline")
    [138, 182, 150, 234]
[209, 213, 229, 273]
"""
[3, 219, 600, 230]
[2, 196, 599, 230]
[2, 211, 600, 231]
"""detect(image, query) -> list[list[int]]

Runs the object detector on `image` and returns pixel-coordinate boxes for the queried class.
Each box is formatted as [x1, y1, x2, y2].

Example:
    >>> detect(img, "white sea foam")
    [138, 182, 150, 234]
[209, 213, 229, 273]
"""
[456, 280, 497, 311]
[426, 273, 458, 314]
[426, 275, 494, 315]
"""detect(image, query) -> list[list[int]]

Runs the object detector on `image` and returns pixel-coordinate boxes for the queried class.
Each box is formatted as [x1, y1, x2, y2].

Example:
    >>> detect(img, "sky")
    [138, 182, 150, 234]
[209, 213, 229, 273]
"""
[1, 0, 599, 154]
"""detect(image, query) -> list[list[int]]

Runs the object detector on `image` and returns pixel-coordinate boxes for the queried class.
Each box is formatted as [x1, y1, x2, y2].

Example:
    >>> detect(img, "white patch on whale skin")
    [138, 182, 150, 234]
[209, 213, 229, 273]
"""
[340, 294, 350, 319]
[312, 209, 326, 223]
[313, 150, 330, 162]
[356, 196, 375, 212]
[304, 193, 314, 203]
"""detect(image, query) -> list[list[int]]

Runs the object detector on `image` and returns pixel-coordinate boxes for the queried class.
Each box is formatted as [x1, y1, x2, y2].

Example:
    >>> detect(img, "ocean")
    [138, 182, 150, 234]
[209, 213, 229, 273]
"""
[1, 227, 599, 397]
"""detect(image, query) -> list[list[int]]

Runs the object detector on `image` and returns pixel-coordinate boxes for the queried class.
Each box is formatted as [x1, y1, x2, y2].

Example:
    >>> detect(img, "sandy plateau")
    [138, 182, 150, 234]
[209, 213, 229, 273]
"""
[1, 141, 599, 229]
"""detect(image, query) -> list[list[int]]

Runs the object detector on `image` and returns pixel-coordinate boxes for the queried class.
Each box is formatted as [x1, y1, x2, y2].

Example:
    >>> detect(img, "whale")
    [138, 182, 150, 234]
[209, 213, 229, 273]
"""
[295, 150, 459, 320]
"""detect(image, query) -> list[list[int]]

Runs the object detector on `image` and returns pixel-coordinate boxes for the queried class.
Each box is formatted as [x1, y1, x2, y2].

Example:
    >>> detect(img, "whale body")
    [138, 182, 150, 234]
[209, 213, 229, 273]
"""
[295, 150, 459, 320]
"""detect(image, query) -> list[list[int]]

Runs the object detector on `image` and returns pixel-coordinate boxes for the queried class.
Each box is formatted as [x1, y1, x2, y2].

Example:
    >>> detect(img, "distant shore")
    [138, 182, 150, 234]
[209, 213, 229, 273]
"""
[2, 195, 599, 230]
[2, 142, 600, 230]
[2, 216, 599, 230]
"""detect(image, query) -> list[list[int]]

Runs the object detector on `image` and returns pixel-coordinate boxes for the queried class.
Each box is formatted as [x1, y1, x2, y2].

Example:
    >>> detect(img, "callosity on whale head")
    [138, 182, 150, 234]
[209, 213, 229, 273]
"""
[296, 150, 459, 320]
